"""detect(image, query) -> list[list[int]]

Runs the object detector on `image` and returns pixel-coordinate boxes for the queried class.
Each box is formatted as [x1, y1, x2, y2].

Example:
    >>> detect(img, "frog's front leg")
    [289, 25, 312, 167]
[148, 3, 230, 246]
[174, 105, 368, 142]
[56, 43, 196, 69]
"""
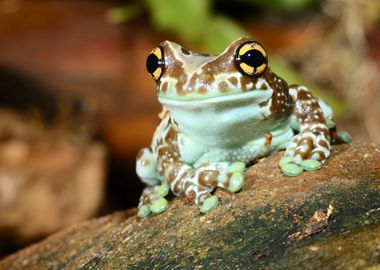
[281, 85, 332, 176]
[136, 120, 245, 218]
[136, 147, 169, 217]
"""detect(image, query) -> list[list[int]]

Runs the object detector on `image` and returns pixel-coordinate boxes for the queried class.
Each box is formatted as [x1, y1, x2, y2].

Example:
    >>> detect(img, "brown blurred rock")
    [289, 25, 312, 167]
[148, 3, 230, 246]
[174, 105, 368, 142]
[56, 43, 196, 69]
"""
[0, 143, 379, 269]
[0, 109, 106, 247]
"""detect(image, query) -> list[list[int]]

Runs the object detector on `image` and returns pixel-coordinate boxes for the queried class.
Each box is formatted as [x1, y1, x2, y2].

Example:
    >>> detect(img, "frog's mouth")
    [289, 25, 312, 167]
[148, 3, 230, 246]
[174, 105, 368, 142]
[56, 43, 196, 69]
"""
[158, 89, 271, 108]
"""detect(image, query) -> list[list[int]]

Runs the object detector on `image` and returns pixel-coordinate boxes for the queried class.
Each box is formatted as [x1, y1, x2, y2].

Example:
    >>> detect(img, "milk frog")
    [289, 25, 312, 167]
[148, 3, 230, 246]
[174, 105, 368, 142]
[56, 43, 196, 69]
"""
[136, 37, 350, 218]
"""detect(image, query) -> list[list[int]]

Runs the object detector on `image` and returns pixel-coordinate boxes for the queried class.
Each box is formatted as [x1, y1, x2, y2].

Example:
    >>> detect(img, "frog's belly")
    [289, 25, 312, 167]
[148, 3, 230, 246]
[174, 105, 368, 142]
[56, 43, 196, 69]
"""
[193, 122, 293, 165]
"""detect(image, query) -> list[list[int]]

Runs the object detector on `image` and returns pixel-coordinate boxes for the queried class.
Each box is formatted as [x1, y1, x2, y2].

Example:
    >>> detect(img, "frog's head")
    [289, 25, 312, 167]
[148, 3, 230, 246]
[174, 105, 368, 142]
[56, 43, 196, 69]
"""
[146, 37, 287, 100]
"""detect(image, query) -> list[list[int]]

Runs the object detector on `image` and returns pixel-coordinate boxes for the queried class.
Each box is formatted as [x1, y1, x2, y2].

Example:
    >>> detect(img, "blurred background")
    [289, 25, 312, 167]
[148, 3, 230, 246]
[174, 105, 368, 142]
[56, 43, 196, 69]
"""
[0, 0, 379, 258]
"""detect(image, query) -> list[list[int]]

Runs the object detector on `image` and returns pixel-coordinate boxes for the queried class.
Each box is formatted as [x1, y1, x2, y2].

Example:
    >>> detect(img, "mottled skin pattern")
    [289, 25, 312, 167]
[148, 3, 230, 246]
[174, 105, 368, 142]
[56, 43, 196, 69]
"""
[136, 37, 350, 217]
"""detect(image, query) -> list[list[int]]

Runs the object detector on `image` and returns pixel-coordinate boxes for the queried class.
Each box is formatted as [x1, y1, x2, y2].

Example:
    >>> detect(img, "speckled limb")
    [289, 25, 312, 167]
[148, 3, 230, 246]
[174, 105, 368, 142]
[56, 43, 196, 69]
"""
[136, 115, 245, 217]
[167, 161, 245, 204]
[281, 85, 332, 176]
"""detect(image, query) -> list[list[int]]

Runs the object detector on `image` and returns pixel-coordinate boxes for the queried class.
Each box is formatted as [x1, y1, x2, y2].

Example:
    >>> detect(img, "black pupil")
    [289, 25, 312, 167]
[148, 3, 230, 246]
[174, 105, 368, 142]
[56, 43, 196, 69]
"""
[146, 53, 160, 74]
[241, 49, 266, 68]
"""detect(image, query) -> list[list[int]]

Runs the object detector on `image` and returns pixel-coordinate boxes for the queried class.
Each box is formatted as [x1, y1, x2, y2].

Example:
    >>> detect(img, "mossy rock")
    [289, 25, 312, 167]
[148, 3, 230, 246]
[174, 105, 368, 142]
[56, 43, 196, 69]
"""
[1, 143, 379, 270]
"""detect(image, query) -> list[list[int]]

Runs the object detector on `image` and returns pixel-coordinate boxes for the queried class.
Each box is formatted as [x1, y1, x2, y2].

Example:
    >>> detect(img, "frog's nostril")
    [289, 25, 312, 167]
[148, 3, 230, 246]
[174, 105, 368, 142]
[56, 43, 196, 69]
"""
[181, 47, 190, 55]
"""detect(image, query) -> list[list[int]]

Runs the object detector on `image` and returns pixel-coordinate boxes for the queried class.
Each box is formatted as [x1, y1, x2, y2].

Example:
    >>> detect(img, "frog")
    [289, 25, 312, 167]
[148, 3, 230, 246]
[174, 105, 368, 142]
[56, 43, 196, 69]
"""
[135, 37, 351, 218]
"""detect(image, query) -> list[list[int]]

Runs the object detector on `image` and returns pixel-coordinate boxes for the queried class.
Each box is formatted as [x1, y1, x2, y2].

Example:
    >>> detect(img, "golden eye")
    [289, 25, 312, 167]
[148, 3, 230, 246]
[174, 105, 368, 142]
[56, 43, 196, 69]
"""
[146, 46, 165, 81]
[235, 41, 268, 77]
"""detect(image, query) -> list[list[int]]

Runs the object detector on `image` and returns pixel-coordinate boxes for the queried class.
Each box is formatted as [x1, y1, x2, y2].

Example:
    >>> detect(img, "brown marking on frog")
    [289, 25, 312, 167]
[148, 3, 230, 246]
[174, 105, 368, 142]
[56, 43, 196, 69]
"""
[197, 87, 208, 95]
[200, 41, 236, 74]
[294, 137, 314, 159]
[318, 138, 329, 148]
[186, 72, 216, 95]
[265, 133, 272, 147]
[228, 76, 238, 86]
[312, 150, 326, 162]
[263, 70, 293, 120]
[296, 88, 312, 100]
[239, 76, 256, 91]
[164, 126, 179, 151]
[157, 147, 175, 166]
[218, 81, 229, 93]
[198, 170, 219, 187]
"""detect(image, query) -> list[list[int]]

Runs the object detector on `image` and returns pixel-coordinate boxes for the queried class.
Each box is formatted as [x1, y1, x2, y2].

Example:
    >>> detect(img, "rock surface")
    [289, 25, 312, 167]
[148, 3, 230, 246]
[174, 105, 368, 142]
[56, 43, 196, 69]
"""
[0, 143, 379, 269]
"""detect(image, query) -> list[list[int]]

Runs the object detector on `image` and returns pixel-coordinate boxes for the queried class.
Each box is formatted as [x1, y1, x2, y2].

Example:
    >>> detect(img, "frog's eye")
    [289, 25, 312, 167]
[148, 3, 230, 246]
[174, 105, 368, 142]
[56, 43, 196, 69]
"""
[235, 41, 267, 77]
[146, 46, 165, 81]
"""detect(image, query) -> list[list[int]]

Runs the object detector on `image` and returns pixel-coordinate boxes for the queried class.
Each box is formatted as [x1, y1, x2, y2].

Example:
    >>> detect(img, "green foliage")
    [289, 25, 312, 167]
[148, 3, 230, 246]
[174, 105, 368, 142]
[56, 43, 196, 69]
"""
[143, 0, 210, 43]
[242, 0, 318, 12]
[201, 15, 247, 53]
[107, 3, 142, 24]
[142, 0, 246, 52]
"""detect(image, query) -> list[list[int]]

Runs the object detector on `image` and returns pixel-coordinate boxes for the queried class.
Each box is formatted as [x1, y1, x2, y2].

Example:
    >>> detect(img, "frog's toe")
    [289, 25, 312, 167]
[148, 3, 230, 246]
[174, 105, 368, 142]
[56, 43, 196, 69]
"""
[226, 161, 245, 173]
[301, 159, 322, 171]
[281, 163, 303, 177]
[137, 205, 151, 218]
[149, 197, 169, 214]
[337, 130, 352, 144]
[200, 195, 219, 214]
[228, 171, 244, 192]
[326, 119, 336, 129]
[156, 183, 170, 197]
[279, 156, 294, 167]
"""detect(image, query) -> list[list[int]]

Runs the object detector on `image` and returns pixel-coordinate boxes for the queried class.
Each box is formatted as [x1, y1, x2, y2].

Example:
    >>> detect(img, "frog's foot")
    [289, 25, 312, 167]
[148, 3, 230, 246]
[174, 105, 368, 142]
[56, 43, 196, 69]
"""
[177, 161, 245, 214]
[192, 161, 246, 193]
[137, 184, 170, 218]
[223, 162, 246, 192]
[281, 128, 331, 177]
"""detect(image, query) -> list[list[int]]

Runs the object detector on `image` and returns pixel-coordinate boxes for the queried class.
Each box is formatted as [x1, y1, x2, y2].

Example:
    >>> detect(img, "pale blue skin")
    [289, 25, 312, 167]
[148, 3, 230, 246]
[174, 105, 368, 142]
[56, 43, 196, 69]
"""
[159, 90, 295, 166]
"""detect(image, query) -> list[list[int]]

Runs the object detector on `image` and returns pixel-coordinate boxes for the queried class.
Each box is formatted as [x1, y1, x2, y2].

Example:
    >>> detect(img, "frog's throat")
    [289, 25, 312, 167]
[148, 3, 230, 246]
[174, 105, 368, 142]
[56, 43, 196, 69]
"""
[158, 89, 287, 147]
